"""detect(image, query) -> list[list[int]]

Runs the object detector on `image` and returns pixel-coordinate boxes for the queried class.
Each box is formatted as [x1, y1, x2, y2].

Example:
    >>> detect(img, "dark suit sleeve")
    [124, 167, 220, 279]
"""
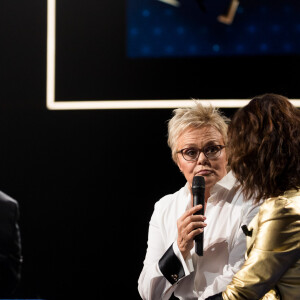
[0, 192, 22, 297]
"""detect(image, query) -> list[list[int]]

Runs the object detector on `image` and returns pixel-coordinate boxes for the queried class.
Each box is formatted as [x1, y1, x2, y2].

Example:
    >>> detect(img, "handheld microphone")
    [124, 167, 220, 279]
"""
[192, 175, 205, 256]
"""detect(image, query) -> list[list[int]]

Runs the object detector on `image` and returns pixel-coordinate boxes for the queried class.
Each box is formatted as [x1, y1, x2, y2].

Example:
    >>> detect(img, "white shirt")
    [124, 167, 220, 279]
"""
[138, 171, 260, 300]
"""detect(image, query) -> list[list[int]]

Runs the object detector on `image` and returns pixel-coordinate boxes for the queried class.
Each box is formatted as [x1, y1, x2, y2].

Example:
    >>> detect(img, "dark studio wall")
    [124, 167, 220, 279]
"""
[0, 1, 299, 300]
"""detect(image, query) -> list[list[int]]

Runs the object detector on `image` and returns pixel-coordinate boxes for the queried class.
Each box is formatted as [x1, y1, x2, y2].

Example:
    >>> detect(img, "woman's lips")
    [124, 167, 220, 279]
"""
[196, 170, 213, 176]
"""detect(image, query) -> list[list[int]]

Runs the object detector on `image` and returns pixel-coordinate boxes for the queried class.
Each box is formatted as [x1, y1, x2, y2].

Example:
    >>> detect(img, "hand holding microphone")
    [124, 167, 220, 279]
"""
[177, 175, 206, 259]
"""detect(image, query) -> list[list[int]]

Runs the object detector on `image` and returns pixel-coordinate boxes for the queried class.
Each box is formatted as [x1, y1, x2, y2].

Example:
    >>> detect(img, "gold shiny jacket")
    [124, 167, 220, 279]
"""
[222, 189, 300, 300]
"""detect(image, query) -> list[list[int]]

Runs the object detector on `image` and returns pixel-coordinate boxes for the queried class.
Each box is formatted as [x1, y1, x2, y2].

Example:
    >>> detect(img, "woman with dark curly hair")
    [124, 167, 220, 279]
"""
[206, 93, 300, 300]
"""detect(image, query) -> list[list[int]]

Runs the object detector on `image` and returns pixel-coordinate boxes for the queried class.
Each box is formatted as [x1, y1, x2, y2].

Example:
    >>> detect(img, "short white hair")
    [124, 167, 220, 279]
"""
[167, 101, 230, 163]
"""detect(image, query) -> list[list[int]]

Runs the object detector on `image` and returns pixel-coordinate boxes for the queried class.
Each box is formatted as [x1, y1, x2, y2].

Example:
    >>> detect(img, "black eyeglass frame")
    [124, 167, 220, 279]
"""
[176, 145, 226, 161]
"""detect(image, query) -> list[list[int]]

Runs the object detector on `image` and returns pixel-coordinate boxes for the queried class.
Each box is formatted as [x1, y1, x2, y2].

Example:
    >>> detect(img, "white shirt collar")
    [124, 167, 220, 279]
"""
[183, 171, 237, 207]
[212, 170, 236, 192]
[208, 171, 237, 203]
[184, 170, 237, 193]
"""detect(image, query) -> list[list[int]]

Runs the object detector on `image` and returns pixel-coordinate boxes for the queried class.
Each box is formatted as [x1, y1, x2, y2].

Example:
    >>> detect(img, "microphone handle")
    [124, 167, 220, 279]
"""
[193, 194, 204, 256]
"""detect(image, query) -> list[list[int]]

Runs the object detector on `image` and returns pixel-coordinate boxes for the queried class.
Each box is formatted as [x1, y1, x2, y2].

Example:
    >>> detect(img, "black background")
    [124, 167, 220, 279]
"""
[0, 1, 299, 299]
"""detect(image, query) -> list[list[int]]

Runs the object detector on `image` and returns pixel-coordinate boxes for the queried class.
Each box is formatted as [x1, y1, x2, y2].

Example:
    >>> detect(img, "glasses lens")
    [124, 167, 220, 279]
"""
[181, 145, 224, 161]
[182, 148, 199, 161]
[203, 145, 222, 158]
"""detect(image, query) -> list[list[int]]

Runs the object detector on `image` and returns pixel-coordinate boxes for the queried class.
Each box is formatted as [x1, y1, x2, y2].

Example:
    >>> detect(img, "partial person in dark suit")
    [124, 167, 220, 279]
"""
[0, 190, 22, 297]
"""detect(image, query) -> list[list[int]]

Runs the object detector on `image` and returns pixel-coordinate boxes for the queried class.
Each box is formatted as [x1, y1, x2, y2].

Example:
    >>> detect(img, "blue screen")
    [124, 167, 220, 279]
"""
[127, 0, 300, 58]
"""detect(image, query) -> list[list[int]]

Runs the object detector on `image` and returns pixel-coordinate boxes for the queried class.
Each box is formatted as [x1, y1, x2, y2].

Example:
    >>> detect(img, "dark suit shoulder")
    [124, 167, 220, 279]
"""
[0, 191, 19, 223]
[0, 191, 22, 297]
[0, 191, 18, 206]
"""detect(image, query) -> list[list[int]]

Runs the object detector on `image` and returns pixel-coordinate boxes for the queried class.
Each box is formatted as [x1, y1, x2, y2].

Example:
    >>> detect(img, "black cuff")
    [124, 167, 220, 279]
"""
[158, 244, 185, 284]
[205, 292, 223, 300]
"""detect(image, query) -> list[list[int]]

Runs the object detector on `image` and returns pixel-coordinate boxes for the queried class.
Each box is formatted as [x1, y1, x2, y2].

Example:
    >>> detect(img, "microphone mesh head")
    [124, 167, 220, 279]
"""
[192, 176, 205, 189]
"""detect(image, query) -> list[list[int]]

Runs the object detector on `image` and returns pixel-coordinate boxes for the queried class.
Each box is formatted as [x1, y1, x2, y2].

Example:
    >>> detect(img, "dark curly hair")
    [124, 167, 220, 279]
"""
[228, 93, 300, 203]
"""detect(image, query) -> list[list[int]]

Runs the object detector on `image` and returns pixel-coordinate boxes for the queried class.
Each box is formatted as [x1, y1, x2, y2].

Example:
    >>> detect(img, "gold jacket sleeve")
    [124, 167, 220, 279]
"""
[222, 189, 300, 300]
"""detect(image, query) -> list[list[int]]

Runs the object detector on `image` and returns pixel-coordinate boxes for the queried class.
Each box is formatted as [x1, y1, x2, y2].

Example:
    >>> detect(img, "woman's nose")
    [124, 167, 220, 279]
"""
[197, 151, 208, 165]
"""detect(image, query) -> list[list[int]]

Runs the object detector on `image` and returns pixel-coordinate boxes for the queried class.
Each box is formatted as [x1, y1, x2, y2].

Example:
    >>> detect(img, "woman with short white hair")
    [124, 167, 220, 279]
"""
[138, 102, 260, 300]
